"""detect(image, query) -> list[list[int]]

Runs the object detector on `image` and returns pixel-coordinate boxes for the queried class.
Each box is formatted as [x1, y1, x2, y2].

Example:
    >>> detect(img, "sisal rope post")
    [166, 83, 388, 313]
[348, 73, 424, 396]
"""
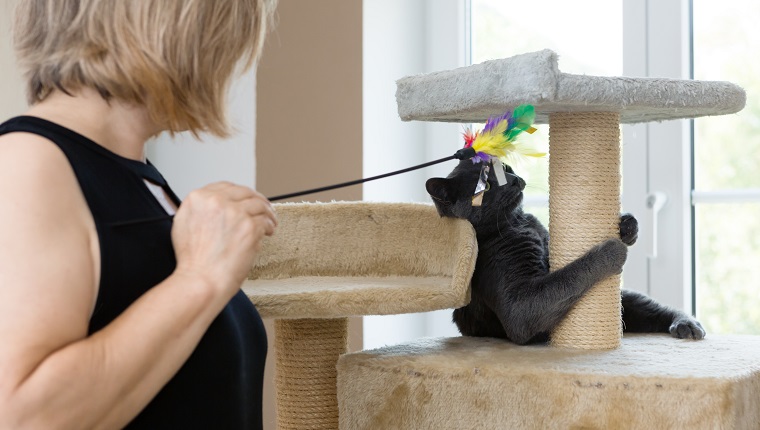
[548, 112, 622, 350]
[275, 318, 348, 429]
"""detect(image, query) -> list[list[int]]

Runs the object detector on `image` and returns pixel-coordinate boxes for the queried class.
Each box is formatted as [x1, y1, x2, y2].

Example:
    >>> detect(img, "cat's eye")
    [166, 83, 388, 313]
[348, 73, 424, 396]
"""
[431, 195, 452, 206]
[504, 172, 519, 186]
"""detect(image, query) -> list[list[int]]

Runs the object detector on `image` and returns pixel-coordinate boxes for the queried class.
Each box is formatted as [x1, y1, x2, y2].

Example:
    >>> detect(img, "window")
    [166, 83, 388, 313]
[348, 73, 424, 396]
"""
[692, 0, 760, 334]
[473, 0, 760, 335]
[362, 0, 759, 349]
[471, 0, 623, 225]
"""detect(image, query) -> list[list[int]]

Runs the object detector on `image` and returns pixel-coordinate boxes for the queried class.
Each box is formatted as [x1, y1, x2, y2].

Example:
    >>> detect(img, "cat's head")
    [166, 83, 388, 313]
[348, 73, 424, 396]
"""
[426, 160, 525, 228]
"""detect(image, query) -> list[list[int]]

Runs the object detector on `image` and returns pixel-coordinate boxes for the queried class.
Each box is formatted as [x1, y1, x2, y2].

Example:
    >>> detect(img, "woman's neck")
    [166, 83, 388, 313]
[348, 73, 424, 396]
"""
[24, 88, 161, 161]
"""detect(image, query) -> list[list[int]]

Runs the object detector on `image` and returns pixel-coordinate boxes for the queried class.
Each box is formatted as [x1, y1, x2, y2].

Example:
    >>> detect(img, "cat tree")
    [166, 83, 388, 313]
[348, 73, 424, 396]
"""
[395, 48, 745, 349]
[244, 202, 478, 429]
[335, 50, 760, 428]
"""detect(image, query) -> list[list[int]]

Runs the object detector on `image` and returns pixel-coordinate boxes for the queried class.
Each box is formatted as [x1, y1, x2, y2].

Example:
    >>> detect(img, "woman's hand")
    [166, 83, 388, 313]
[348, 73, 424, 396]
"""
[171, 182, 278, 299]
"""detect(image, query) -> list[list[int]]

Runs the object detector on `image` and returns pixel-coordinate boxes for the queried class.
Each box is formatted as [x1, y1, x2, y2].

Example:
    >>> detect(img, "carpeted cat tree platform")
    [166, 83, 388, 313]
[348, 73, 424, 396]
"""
[338, 335, 760, 429]
[244, 202, 478, 429]
[333, 50, 760, 429]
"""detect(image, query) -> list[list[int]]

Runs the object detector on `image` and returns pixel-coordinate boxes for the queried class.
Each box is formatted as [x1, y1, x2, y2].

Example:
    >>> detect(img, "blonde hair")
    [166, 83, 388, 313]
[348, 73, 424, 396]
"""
[13, 0, 276, 137]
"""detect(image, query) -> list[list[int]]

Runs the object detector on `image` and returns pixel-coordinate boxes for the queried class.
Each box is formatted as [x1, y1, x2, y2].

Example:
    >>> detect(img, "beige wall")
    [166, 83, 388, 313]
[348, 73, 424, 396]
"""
[0, 0, 28, 119]
[257, 0, 362, 202]
[256, 1, 363, 428]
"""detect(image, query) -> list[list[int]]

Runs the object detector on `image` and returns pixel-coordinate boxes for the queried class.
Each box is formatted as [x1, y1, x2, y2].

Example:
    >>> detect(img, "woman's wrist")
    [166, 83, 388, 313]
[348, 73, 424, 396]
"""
[169, 266, 236, 307]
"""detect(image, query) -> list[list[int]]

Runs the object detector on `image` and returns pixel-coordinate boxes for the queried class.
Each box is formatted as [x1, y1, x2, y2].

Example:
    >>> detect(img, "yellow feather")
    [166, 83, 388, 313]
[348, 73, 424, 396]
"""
[472, 119, 509, 156]
[469, 114, 546, 163]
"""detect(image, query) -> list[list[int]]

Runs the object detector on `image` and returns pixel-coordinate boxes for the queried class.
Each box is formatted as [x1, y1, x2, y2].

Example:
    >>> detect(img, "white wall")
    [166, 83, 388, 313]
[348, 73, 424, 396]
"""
[362, 0, 467, 203]
[147, 71, 257, 198]
[1, 0, 28, 120]
[362, 0, 468, 349]
[621, 0, 693, 311]
[362, 0, 427, 203]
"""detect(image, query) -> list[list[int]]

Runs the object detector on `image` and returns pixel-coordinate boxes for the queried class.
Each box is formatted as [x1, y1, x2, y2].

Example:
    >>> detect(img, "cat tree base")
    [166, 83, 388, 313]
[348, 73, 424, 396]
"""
[337, 334, 760, 429]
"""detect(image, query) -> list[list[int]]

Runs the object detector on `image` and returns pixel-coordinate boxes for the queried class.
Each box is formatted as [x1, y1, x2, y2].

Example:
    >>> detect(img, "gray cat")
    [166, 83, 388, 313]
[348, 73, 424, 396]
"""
[426, 160, 705, 344]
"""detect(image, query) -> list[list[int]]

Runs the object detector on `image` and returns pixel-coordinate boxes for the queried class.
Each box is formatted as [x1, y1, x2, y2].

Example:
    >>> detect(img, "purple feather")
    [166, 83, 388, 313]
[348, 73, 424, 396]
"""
[483, 110, 512, 133]
[471, 151, 491, 164]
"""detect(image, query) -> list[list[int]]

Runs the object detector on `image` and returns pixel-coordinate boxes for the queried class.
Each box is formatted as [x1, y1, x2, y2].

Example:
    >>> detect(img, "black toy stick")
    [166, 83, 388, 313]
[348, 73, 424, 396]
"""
[112, 150, 475, 227]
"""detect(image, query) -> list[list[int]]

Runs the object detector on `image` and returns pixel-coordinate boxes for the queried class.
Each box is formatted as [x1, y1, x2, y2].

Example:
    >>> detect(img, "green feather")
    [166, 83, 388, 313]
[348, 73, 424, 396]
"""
[505, 104, 536, 141]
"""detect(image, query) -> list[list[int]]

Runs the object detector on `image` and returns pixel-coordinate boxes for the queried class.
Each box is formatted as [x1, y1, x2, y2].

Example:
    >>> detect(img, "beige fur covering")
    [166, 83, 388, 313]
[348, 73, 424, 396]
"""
[243, 202, 477, 319]
[337, 334, 760, 429]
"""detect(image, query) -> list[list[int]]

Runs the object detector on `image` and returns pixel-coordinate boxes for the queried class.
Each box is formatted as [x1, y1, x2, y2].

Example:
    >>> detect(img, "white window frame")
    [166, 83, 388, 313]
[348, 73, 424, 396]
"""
[363, 0, 711, 349]
[362, 0, 469, 348]
[621, 0, 694, 313]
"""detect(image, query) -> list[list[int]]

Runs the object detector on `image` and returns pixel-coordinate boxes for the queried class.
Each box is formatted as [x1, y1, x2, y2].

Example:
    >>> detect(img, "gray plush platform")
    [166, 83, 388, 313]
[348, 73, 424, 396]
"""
[396, 49, 746, 124]
[337, 334, 760, 429]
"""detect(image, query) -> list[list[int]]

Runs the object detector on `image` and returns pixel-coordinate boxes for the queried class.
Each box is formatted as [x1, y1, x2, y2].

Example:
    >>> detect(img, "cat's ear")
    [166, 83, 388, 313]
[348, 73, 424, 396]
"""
[426, 177, 455, 204]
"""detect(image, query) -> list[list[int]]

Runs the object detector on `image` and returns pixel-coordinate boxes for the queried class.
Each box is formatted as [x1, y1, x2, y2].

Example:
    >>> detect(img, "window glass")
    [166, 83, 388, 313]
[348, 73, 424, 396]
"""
[471, 0, 623, 226]
[693, 0, 760, 191]
[695, 203, 760, 334]
[693, 0, 760, 334]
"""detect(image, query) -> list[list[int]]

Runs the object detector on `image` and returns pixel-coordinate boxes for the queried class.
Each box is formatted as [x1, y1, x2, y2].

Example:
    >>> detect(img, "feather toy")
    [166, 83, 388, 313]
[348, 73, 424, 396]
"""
[114, 105, 546, 226]
[458, 104, 545, 165]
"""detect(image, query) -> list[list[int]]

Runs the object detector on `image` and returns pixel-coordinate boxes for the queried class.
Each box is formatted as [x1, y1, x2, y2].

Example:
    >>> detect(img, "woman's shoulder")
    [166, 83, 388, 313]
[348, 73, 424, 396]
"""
[0, 127, 77, 188]
[0, 127, 96, 238]
[0, 122, 100, 304]
[0, 124, 68, 158]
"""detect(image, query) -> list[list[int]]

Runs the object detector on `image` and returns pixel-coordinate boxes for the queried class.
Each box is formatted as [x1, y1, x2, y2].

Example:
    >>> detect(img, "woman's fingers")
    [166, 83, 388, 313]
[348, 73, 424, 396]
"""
[203, 181, 269, 203]
[171, 181, 279, 294]
[241, 196, 278, 229]
[204, 183, 277, 230]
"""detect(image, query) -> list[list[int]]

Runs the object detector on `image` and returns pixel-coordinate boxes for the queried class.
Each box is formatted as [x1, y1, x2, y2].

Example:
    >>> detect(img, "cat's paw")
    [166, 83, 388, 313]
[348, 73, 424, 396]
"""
[669, 317, 706, 340]
[619, 213, 638, 246]
[593, 238, 628, 275]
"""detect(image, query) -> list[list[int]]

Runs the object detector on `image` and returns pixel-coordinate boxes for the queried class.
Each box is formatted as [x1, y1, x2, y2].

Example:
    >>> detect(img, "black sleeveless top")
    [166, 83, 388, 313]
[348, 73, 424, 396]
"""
[0, 116, 267, 429]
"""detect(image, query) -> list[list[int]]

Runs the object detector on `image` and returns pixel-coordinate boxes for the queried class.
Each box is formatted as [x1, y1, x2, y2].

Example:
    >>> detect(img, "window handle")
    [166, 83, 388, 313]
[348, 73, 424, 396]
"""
[646, 192, 668, 258]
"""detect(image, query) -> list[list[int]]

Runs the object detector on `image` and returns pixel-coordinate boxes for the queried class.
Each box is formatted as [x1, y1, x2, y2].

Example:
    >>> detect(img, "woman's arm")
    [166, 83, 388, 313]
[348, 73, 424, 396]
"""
[0, 133, 276, 429]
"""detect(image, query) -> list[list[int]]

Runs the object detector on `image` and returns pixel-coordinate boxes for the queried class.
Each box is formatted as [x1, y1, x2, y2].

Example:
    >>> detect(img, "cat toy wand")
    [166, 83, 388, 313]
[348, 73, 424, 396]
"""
[270, 104, 542, 200]
[113, 105, 543, 227]
[268, 150, 468, 201]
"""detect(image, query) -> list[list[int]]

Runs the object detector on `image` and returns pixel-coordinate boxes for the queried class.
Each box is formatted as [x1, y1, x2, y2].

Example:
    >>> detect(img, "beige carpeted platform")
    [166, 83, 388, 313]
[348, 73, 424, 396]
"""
[244, 201, 477, 319]
[337, 334, 760, 429]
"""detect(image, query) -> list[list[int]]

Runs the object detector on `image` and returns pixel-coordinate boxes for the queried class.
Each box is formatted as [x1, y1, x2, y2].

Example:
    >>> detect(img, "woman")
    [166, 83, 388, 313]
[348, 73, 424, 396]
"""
[0, 0, 277, 428]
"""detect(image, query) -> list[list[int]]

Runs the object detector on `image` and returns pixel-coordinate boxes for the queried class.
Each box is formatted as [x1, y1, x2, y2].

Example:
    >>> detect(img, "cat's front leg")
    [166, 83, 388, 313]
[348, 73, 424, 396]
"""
[580, 238, 629, 278]
[492, 239, 628, 344]
[619, 213, 638, 246]
[621, 289, 705, 340]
